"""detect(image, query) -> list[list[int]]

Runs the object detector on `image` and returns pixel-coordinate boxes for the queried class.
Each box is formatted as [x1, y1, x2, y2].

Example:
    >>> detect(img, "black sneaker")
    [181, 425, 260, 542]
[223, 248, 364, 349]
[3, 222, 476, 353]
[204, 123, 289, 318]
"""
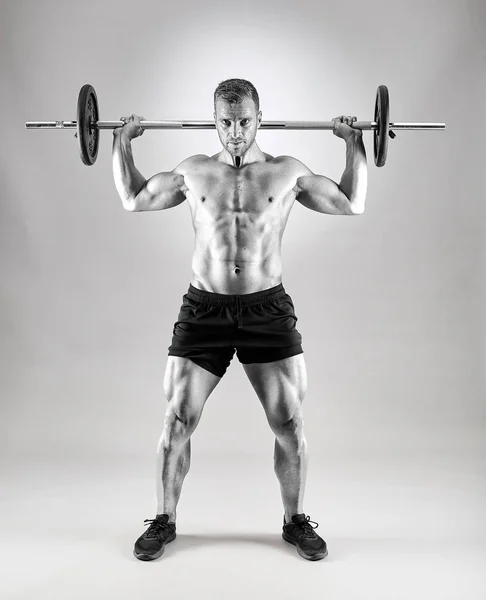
[282, 513, 328, 561]
[133, 514, 177, 561]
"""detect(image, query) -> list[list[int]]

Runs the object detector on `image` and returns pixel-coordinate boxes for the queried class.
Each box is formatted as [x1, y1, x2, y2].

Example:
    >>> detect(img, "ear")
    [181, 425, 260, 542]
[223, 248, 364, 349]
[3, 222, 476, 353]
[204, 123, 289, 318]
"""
[257, 111, 262, 128]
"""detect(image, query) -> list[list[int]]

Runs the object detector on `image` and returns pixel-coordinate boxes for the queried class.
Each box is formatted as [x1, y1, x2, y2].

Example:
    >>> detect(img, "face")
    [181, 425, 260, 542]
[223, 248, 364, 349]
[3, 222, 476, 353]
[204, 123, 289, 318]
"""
[214, 96, 262, 158]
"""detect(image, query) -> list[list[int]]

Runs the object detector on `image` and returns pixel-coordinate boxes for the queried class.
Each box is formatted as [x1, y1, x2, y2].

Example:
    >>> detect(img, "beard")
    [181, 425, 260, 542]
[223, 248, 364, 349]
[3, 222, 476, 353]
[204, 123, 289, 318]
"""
[226, 140, 246, 156]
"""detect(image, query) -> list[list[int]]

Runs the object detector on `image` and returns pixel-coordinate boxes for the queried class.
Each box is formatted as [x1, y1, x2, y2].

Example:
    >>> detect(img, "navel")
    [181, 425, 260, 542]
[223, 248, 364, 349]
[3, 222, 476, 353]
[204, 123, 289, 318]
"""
[234, 266, 241, 274]
[269, 196, 274, 203]
[201, 196, 206, 202]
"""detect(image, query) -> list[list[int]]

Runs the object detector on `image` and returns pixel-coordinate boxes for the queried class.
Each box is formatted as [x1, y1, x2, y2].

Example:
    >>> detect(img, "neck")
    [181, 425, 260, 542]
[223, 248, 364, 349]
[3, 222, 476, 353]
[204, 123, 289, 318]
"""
[220, 141, 265, 168]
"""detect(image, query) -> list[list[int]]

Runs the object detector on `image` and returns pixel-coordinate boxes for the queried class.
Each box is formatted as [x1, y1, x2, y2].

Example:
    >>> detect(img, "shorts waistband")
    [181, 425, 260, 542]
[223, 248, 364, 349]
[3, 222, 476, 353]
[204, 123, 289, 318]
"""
[186, 282, 286, 306]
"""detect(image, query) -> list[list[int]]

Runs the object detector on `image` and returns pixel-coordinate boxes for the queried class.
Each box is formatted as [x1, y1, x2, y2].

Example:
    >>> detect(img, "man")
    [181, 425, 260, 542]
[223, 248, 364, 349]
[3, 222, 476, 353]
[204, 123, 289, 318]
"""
[112, 78, 367, 562]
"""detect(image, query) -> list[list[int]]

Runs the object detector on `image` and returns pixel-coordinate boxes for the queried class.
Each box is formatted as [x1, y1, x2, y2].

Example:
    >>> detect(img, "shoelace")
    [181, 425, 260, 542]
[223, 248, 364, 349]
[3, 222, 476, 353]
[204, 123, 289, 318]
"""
[294, 515, 319, 538]
[143, 518, 169, 539]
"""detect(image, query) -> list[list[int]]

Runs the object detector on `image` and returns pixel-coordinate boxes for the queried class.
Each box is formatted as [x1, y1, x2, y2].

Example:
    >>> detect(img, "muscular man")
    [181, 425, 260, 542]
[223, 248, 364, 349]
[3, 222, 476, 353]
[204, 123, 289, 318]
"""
[112, 79, 367, 562]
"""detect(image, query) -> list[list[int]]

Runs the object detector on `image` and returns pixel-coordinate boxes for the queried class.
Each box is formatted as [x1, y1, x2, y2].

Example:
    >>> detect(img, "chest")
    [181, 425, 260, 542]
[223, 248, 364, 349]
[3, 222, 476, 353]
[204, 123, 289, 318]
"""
[185, 164, 296, 218]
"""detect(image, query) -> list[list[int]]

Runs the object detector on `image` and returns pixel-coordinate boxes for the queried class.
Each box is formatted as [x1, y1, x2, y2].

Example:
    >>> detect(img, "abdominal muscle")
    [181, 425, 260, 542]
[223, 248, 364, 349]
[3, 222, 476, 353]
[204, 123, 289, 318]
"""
[189, 216, 284, 295]
[190, 257, 283, 295]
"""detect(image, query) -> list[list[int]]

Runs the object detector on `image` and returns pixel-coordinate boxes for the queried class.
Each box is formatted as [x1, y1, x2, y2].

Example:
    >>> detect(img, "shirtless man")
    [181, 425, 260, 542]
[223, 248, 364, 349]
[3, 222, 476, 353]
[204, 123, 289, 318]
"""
[112, 78, 367, 562]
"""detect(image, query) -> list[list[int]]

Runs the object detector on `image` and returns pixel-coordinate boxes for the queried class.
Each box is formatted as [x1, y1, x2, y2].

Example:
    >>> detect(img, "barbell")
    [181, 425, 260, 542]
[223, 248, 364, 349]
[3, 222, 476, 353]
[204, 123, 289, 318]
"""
[25, 83, 445, 167]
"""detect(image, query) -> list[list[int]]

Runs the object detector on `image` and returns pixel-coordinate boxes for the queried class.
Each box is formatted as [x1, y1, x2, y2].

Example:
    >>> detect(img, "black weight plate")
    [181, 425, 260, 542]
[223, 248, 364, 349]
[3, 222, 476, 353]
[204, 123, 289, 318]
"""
[77, 84, 99, 166]
[374, 85, 389, 167]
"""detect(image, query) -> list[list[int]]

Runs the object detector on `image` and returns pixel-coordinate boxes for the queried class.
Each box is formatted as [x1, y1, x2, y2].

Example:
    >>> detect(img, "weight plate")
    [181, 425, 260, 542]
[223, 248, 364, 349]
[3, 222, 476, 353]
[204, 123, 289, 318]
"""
[374, 85, 389, 167]
[77, 84, 99, 166]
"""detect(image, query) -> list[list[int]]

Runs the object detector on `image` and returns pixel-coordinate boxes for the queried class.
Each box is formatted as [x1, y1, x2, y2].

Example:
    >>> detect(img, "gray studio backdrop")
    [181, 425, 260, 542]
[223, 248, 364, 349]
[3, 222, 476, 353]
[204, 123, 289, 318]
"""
[1, 0, 484, 526]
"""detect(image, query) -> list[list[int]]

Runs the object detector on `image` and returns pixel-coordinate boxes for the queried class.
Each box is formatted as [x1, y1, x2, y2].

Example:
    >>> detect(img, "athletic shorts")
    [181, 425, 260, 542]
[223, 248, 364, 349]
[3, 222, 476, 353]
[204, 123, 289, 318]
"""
[168, 282, 303, 377]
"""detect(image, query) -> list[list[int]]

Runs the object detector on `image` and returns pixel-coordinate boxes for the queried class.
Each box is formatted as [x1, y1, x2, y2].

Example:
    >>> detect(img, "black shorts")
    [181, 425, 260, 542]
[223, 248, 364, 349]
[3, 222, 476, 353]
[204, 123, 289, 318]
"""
[168, 282, 303, 377]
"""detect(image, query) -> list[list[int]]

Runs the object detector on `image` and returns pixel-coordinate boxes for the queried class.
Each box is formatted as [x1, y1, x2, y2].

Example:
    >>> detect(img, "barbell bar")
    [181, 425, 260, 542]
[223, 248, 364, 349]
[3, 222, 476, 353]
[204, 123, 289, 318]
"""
[25, 120, 446, 130]
[25, 84, 445, 167]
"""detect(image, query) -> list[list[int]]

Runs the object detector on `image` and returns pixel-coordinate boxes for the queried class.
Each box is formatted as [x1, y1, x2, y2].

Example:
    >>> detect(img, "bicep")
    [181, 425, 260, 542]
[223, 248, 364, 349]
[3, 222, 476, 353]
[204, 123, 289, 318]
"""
[294, 173, 353, 215]
[132, 170, 187, 212]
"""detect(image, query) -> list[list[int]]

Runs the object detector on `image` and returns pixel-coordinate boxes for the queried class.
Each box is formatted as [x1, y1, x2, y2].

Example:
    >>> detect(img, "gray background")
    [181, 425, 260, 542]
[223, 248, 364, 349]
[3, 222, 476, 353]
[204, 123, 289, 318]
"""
[1, 0, 485, 598]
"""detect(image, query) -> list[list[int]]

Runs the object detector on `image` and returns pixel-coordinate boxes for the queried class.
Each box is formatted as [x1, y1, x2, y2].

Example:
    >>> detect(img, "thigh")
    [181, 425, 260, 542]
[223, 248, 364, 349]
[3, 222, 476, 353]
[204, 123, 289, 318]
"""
[163, 356, 222, 425]
[242, 354, 308, 425]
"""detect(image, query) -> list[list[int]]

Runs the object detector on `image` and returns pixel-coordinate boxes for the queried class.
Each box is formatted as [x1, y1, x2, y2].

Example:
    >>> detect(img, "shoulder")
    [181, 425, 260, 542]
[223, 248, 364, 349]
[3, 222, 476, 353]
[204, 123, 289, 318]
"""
[271, 155, 314, 177]
[173, 154, 211, 175]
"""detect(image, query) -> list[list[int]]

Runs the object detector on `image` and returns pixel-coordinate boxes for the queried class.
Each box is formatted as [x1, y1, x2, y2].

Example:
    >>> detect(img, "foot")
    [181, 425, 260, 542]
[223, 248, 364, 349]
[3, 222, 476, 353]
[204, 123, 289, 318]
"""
[133, 514, 177, 561]
[282, 513, 328, 561]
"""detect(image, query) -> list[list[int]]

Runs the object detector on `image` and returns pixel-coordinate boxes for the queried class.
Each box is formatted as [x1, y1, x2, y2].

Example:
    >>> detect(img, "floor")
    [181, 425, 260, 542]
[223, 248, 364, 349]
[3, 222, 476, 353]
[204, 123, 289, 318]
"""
[2, 450, 485, 600]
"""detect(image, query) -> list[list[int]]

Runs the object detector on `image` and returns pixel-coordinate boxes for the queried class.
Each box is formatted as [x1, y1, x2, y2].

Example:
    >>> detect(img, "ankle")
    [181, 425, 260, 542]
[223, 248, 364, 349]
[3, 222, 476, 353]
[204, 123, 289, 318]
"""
[284, 511, 303, 524]
[156, 512, 176, 524]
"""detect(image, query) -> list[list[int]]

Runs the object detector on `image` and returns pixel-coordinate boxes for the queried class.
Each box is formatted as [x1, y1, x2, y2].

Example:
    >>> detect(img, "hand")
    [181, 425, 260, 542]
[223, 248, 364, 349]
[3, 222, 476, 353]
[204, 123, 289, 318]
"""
[332, 115, 359, 141]
[114, 114, 146, 140]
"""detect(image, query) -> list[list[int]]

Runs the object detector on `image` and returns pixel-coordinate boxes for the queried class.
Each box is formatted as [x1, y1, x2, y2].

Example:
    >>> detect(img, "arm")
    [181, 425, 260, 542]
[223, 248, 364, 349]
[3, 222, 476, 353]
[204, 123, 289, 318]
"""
[112, 118, 188, 212]
[294, 123, 368, 215]
[338, 129, 367, 213]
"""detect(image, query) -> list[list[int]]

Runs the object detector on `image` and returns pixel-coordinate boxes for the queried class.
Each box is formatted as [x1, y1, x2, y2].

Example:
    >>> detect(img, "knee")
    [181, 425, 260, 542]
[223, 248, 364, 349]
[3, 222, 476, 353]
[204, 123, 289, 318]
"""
[270, 410, 305, 442]
[164, 402, 200, 440]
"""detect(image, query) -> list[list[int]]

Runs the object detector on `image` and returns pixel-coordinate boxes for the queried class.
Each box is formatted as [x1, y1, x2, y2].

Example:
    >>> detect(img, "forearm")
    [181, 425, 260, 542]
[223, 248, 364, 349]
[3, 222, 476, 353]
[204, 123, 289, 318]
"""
[339, 131, 367, 213]
[112, 132, 146, 209]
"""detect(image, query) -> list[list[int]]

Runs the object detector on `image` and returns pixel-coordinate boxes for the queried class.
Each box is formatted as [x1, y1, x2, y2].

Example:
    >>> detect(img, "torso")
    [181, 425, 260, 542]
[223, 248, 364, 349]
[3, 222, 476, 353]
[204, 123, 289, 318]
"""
[178, 152, 304, 294]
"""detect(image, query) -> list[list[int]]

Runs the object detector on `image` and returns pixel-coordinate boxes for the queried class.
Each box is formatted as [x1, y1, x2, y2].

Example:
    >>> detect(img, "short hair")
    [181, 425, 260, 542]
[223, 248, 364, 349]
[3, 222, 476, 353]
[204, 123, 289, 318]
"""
[214, 78, 260, 112]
